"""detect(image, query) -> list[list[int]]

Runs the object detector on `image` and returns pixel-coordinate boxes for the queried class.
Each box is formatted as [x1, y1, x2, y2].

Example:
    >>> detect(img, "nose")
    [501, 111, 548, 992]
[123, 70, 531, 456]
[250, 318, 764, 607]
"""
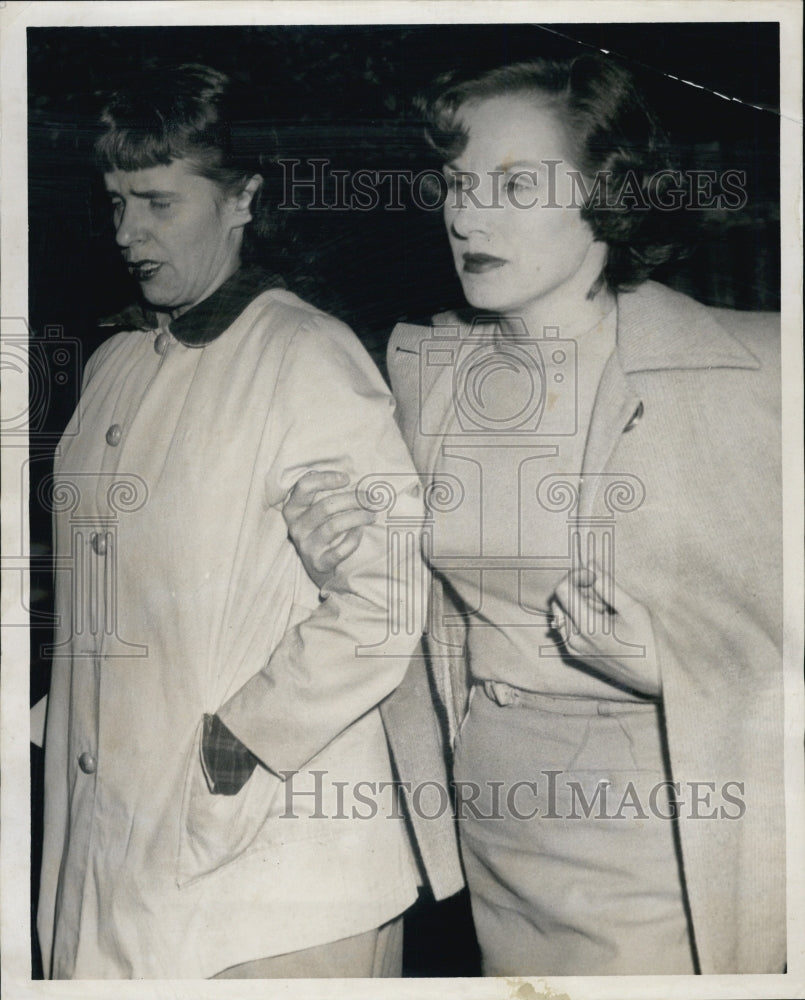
[447, 205, 489, 242]
[445, 176, 492, 241]
[114, 201, 146, 250]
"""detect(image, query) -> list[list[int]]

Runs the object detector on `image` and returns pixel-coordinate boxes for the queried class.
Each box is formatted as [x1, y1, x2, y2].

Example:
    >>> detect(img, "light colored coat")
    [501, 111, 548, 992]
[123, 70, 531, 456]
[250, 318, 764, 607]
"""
[39, 288, 447, 978]
[387, 281, 785, 974]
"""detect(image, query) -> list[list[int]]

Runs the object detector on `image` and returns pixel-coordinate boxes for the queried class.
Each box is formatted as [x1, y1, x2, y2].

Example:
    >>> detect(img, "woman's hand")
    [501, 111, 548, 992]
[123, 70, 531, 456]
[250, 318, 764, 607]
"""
[549, 566, 662, 697]
[282, 470, 376, 589]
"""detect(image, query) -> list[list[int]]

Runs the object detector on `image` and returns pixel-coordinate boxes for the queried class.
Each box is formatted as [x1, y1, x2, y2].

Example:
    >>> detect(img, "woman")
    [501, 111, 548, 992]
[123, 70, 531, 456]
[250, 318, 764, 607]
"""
[36, 63, 466, 979]
[284, 55, 785, 975]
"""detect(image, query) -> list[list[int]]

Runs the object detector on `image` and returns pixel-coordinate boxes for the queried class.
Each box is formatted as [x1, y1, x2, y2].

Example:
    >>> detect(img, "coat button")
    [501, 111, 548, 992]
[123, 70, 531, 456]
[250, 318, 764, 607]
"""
[78, 751, 97, 774]
[106, 424, 122, 446]
[623, 400, 644, 433]
[154, 332, 170, 355]
[91, 531, 108, 556]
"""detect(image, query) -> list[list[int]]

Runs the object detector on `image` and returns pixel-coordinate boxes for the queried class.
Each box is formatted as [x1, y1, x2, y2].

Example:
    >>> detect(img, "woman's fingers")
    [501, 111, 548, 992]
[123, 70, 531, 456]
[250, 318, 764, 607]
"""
[551, 568, 612, 644]
[307, 507, 376, 550]
[550, 565, 661, 696]
[292, 469, 350, 501]
[283, 470, 350, 521]
[281, 471, 378, 583]
[547, 597, 570, 645]
[284, 481, 371, 538]
[549, 578, 576, 640]
[566, 537, 611, 615]
[570, 566, 612, 615]
[589, 562, 639, 618]
[319, 527, 364, 573]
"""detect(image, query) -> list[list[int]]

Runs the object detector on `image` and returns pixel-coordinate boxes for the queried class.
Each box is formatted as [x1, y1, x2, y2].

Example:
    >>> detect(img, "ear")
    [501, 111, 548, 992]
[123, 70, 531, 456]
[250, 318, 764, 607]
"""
[232, 174, 263, 225]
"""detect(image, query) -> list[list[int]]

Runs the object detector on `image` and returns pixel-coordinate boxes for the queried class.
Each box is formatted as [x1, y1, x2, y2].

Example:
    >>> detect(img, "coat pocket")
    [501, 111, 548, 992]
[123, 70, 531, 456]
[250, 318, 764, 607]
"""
[176, 718, 283, 888]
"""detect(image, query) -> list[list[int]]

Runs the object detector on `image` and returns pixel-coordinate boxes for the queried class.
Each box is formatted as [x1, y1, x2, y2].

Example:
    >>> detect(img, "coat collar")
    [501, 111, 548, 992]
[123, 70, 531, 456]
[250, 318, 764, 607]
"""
[423, 281, 761, 374]
[615, 281, 760, 373]
[391, 281, 764, 491]
[99, 265, 286, 347]
[393, 283, 762, 521]
[578, 282, 760, 520]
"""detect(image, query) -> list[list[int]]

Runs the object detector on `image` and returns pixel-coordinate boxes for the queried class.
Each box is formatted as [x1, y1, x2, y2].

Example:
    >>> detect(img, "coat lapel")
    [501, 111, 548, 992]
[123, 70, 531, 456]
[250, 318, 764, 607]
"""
[388, 319, 464, 480]
[615, 281, 760, 374]
[578, 352, 640, 520]
[392, 283, 760, 518]
[579, 282, 761, 520]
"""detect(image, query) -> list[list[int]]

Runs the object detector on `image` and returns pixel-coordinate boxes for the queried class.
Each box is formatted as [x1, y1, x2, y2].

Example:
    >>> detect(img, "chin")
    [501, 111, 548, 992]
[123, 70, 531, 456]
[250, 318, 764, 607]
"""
[462, 293, 511, 315]
[460, 285, 500, 311]
[140, 287, 179, 311]
[459, 276, 519, 313]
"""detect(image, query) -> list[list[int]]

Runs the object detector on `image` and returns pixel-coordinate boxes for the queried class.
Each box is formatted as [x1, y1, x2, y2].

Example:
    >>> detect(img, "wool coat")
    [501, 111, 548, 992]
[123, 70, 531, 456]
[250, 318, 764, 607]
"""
[37, 284, 465, 979]
[386, 280, 786, 975]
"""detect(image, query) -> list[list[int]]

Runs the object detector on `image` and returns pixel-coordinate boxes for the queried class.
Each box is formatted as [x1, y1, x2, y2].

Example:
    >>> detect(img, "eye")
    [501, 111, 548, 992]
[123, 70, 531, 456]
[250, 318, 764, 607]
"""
[150, 199, 172, 212]
[505, 170, 538, 194]
[443, 169, 470, 192]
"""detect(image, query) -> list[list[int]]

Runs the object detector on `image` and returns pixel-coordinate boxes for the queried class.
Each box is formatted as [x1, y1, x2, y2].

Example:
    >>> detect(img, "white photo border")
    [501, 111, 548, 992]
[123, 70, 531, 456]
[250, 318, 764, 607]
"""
[2, 2, 803, 998]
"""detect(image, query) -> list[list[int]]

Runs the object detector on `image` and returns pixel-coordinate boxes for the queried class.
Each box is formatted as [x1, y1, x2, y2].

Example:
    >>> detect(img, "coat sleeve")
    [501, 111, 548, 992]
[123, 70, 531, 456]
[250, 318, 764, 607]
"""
[217, 312, 427, 774]
[656, 319, 786, 974]
[387, 320, 472, 745]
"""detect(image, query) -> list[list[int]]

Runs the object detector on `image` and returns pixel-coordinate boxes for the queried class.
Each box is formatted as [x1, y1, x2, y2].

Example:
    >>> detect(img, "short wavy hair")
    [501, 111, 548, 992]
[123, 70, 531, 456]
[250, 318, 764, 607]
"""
[95, 63, 270, 243]
[420, 54, 686, 292]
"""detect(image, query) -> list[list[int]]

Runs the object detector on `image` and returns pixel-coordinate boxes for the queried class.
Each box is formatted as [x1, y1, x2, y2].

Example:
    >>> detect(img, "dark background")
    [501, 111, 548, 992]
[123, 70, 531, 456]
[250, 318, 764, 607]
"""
[27, 22, 780, 978]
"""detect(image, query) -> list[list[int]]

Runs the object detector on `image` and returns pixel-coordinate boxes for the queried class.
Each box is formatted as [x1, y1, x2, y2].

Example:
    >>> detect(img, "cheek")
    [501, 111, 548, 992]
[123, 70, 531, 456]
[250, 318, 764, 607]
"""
[535, 209, 594, 262]
[181, 218, 229, 266]
[443, 205, 457, 237]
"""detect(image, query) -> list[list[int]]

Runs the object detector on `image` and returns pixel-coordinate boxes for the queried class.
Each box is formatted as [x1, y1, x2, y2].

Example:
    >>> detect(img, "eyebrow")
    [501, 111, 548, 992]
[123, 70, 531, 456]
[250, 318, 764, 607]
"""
[105, 188, 181, 199]
[498, 160, 543, 172]
[444, 160, 543, 173]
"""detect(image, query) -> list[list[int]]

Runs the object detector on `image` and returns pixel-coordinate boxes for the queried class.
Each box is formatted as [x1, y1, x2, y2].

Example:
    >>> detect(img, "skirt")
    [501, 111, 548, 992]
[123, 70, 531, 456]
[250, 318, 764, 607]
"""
[453, 682, 696, 976]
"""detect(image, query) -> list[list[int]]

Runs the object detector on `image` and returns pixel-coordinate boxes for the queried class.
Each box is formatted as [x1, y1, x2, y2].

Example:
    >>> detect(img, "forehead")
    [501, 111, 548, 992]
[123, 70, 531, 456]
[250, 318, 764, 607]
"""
[452, 94, 570, 167]
[103, 158, 213, 195]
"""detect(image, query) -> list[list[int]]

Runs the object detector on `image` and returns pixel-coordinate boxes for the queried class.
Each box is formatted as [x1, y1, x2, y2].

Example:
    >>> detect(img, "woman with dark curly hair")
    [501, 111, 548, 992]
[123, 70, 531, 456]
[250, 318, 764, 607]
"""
[283, 54, 784, 976]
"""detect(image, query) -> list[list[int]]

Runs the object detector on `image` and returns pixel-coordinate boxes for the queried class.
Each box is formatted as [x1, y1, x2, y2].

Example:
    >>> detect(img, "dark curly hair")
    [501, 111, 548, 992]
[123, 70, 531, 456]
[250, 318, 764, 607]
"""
[95, 63, 272, 248]
[420, 54, 686, 292]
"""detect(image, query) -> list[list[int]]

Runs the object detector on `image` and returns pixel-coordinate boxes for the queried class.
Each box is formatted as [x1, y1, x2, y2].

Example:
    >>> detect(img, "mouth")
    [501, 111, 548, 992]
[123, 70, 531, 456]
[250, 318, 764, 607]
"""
[127, 260, 163, 282]
[462, 253, 507, 274]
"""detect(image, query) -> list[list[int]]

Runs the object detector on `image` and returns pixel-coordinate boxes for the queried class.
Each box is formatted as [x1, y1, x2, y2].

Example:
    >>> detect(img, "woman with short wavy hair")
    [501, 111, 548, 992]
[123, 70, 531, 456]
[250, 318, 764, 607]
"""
[38, 62, 436, 980]
[284, 54, 784, 976]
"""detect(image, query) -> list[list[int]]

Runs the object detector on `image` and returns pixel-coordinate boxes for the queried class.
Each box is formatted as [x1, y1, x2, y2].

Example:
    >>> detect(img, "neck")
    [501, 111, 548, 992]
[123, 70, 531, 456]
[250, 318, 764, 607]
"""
[505, 288, 615, 342]
[171, 257, 242, 322]
[499, 243, 615, 340]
